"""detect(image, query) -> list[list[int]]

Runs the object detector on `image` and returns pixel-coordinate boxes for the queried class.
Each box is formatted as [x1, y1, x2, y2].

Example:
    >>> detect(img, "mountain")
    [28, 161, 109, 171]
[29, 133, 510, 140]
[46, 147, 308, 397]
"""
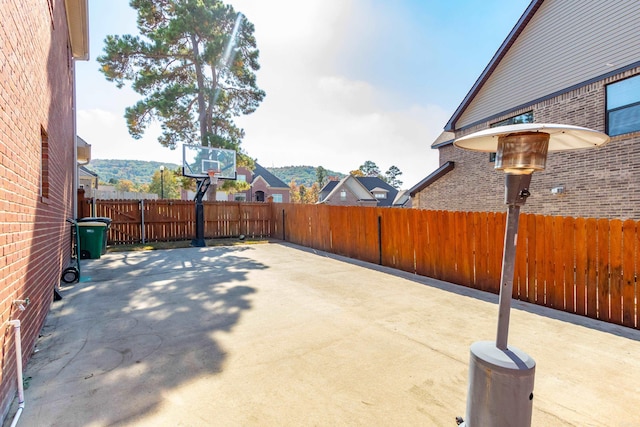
[88, 159, 180, 185]
[265, 166, 346, 187]
[86, 160, 346, 188]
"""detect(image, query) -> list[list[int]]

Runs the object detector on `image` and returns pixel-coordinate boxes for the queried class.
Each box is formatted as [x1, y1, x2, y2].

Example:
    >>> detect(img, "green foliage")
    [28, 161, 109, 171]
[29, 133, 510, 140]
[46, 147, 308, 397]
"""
[289, 180, 320, 204]
[316, 166, 327, 187]
[266, 165, 345, 188]
[359, 160, 381, 177]
[98, 0, 265, 155]
[87, 161, 346, 196]
[149, 168, 181, 199]
[352, 160, 404, 189]
[384, 165, 403, 189]
[89, 159, 180, 186]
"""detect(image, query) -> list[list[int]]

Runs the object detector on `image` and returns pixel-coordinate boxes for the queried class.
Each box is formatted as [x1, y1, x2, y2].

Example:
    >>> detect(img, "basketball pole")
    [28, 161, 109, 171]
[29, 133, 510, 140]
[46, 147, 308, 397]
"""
[191, 177, 208, 247]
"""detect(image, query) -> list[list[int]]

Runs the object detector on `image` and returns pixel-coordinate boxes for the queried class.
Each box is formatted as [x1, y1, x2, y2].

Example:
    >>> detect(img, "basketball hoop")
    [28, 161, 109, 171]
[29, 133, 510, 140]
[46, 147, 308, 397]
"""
[207, 169, 220, 186]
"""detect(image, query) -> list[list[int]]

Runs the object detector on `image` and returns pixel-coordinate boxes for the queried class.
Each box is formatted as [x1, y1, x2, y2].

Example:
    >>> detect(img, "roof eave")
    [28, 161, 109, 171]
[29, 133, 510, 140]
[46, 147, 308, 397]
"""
[409, 161, 455, 197]
[65, 0, 90, 60]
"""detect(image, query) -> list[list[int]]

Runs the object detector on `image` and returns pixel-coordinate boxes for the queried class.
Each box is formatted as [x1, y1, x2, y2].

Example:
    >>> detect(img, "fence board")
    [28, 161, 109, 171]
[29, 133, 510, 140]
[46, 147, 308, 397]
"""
[552, 217, 565, 310]
[574, 218, 587, 315]
[491, 212, 505, 295]
[622, 219, 636, 328]
[525, 214, 537, 303]
[609, 219, 623, 325]
[563, 217, 575, 313]
[457, 211, 473, 287]
[514, 214, 528, 300]
[475, 212, 489, 291]
[597, 218, 610, 322]
[585, 218, 598, 319]
[534, 215, 546, 304]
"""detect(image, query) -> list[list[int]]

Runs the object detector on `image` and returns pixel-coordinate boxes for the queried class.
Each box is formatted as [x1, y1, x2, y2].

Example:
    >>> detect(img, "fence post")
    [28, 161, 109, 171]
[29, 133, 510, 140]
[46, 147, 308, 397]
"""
[378, 215, 382, 265]
[140, 200, 146, 244]
[282, 209, 286, 241]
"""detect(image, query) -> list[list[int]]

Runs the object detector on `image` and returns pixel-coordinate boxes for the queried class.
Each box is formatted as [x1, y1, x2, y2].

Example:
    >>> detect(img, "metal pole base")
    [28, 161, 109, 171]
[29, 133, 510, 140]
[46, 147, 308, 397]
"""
[464, 341, 535, 427]
[191, 238, 206, 248]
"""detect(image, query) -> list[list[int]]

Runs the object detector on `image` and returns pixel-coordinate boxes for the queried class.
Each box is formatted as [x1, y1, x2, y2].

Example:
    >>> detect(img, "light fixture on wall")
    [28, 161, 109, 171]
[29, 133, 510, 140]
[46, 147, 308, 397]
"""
[453, 123, 609, 427]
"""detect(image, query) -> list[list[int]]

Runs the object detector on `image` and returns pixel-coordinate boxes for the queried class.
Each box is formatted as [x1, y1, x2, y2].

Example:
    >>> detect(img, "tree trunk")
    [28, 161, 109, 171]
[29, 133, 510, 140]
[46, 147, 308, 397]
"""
[190, 33, 209, 146]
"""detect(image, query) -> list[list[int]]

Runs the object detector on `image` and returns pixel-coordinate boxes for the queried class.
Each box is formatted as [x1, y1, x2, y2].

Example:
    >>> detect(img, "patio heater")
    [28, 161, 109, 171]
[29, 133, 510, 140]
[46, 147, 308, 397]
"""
[453, 123, 609, 426]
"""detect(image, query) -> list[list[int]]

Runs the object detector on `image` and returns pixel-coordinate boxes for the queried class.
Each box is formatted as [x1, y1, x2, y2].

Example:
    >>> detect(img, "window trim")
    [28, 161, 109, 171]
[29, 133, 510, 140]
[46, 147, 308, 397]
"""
[606, 74, 640, 137]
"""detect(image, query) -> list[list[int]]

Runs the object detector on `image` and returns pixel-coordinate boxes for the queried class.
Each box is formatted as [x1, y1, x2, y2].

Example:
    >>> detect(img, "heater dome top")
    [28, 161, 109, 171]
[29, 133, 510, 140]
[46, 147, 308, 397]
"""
[453, 123, 610, 153]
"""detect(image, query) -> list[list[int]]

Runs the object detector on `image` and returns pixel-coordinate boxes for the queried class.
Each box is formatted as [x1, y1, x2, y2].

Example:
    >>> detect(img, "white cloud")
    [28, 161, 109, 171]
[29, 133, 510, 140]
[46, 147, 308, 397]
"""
[79, 0, 449, 188]
[226, 0, 447, 187]
[77, 109, 179, 165]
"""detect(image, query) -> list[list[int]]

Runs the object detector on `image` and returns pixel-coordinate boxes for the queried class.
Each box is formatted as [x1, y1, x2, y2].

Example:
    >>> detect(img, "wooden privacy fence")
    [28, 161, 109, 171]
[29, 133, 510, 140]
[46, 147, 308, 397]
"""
[272, 204, 639, 330]
[79, 199, 272, 244]
[78, 199, 639, 330]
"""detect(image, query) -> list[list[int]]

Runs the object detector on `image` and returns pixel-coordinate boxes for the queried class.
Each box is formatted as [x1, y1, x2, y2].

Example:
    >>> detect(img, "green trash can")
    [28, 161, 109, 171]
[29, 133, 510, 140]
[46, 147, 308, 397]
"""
[78, 222, 107, 259]
[78, 217, 112, 254]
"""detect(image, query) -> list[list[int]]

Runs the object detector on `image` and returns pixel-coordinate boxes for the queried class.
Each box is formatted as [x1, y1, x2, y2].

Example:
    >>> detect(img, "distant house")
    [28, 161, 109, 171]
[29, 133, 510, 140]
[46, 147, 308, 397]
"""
[318, 176, 405, 207]
[0, 0, 89, 420]
[411, 0, 640, 219]
[78, 165, 99, 195]
[218, 163, 290, 203]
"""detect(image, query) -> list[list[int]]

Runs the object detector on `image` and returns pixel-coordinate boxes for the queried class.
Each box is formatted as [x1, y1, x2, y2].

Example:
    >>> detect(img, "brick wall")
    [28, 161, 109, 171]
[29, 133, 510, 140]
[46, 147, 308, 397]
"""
[0, 0, 76, 420]
[415, 67, 640, 220]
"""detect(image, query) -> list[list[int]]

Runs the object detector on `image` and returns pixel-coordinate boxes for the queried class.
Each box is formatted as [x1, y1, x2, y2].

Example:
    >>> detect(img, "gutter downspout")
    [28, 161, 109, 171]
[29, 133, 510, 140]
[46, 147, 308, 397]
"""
[7, 319, 24, 427]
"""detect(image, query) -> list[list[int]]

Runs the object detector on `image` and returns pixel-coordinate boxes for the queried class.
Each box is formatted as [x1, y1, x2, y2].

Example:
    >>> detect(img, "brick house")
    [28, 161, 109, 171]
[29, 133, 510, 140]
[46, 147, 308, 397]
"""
[411, 0, 640, 219]
[0, 0, 88, 421]
[218, 163, 290, 203]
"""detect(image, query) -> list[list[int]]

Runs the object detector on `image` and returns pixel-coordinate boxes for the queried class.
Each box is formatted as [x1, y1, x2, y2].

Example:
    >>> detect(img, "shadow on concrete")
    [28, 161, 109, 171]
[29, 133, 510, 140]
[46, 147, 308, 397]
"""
[285, 242, 640, 343]
[28, 246, 266, 425]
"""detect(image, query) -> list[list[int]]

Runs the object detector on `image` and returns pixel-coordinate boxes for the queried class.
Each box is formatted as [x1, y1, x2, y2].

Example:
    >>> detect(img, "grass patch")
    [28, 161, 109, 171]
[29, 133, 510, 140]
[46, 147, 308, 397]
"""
[107, 237, 272, 253]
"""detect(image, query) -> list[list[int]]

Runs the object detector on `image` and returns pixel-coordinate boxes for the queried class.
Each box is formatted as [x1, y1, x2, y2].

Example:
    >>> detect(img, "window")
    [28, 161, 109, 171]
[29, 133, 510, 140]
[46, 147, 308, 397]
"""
[491, 111, 533, 128]
[237, 174, 247, 182]
[374, 193, 387, 199]
[272, 194, 283, 203]
[607, 75, 640, 136]
[489, 111, 533, 162]
[234, 194, 247, 201]
[340, 190, 347, 201]
[40, 127, 49, 200]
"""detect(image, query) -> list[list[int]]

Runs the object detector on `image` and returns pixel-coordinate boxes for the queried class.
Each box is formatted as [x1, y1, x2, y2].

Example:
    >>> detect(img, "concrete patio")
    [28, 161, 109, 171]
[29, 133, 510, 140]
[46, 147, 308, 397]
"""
[6, 242, 640, 426]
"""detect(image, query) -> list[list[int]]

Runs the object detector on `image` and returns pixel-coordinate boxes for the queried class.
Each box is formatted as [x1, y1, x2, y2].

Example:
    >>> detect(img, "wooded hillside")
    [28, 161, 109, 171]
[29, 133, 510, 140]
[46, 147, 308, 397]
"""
[87, 160, 346, 188]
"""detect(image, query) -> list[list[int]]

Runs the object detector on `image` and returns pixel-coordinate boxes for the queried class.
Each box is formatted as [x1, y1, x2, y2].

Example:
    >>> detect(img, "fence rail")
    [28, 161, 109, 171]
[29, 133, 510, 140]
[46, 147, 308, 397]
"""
[79, 199, 639, 330]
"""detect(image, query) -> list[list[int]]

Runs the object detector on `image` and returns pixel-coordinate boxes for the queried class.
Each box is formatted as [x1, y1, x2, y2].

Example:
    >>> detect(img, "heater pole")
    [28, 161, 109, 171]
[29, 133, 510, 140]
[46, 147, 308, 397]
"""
[496, 173, 531, 349]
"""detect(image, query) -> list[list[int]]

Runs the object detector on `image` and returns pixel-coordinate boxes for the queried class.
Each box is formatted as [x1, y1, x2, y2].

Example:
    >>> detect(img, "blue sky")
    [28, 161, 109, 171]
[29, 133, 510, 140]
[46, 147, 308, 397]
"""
[76, 0, 531, 188]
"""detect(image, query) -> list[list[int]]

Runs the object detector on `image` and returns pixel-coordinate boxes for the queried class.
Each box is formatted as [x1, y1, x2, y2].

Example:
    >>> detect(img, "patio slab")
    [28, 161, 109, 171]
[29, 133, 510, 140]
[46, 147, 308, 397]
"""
[6, 242, 640, 426]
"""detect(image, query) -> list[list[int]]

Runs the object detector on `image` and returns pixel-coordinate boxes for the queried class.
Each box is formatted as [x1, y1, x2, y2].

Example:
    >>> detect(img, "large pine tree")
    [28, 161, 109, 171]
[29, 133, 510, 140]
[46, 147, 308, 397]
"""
[98, 0, 265, 163]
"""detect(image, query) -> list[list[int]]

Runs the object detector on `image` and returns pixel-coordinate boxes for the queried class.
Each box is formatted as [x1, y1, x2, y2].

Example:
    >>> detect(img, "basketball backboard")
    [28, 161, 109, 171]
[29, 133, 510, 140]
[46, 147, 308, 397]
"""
[182, 144, 237, 179]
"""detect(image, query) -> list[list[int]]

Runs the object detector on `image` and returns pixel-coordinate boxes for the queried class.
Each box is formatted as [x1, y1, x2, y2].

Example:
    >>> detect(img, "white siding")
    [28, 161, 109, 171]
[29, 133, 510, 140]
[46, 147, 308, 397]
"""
[458, 0, 640, 128]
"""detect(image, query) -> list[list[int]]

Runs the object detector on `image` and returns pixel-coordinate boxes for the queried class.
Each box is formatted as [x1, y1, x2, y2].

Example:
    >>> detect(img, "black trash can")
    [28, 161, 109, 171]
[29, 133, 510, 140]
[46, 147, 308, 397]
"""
[78, 217, 112, 254]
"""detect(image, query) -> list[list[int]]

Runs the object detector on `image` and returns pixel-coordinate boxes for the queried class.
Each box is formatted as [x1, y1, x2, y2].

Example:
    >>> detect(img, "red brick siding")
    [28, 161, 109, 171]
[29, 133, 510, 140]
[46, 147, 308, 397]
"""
[415, 67, 640, 219]
[229, 167, 291, 203]
[250, 178, 290, 203]
[0, 0, 76, 419]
